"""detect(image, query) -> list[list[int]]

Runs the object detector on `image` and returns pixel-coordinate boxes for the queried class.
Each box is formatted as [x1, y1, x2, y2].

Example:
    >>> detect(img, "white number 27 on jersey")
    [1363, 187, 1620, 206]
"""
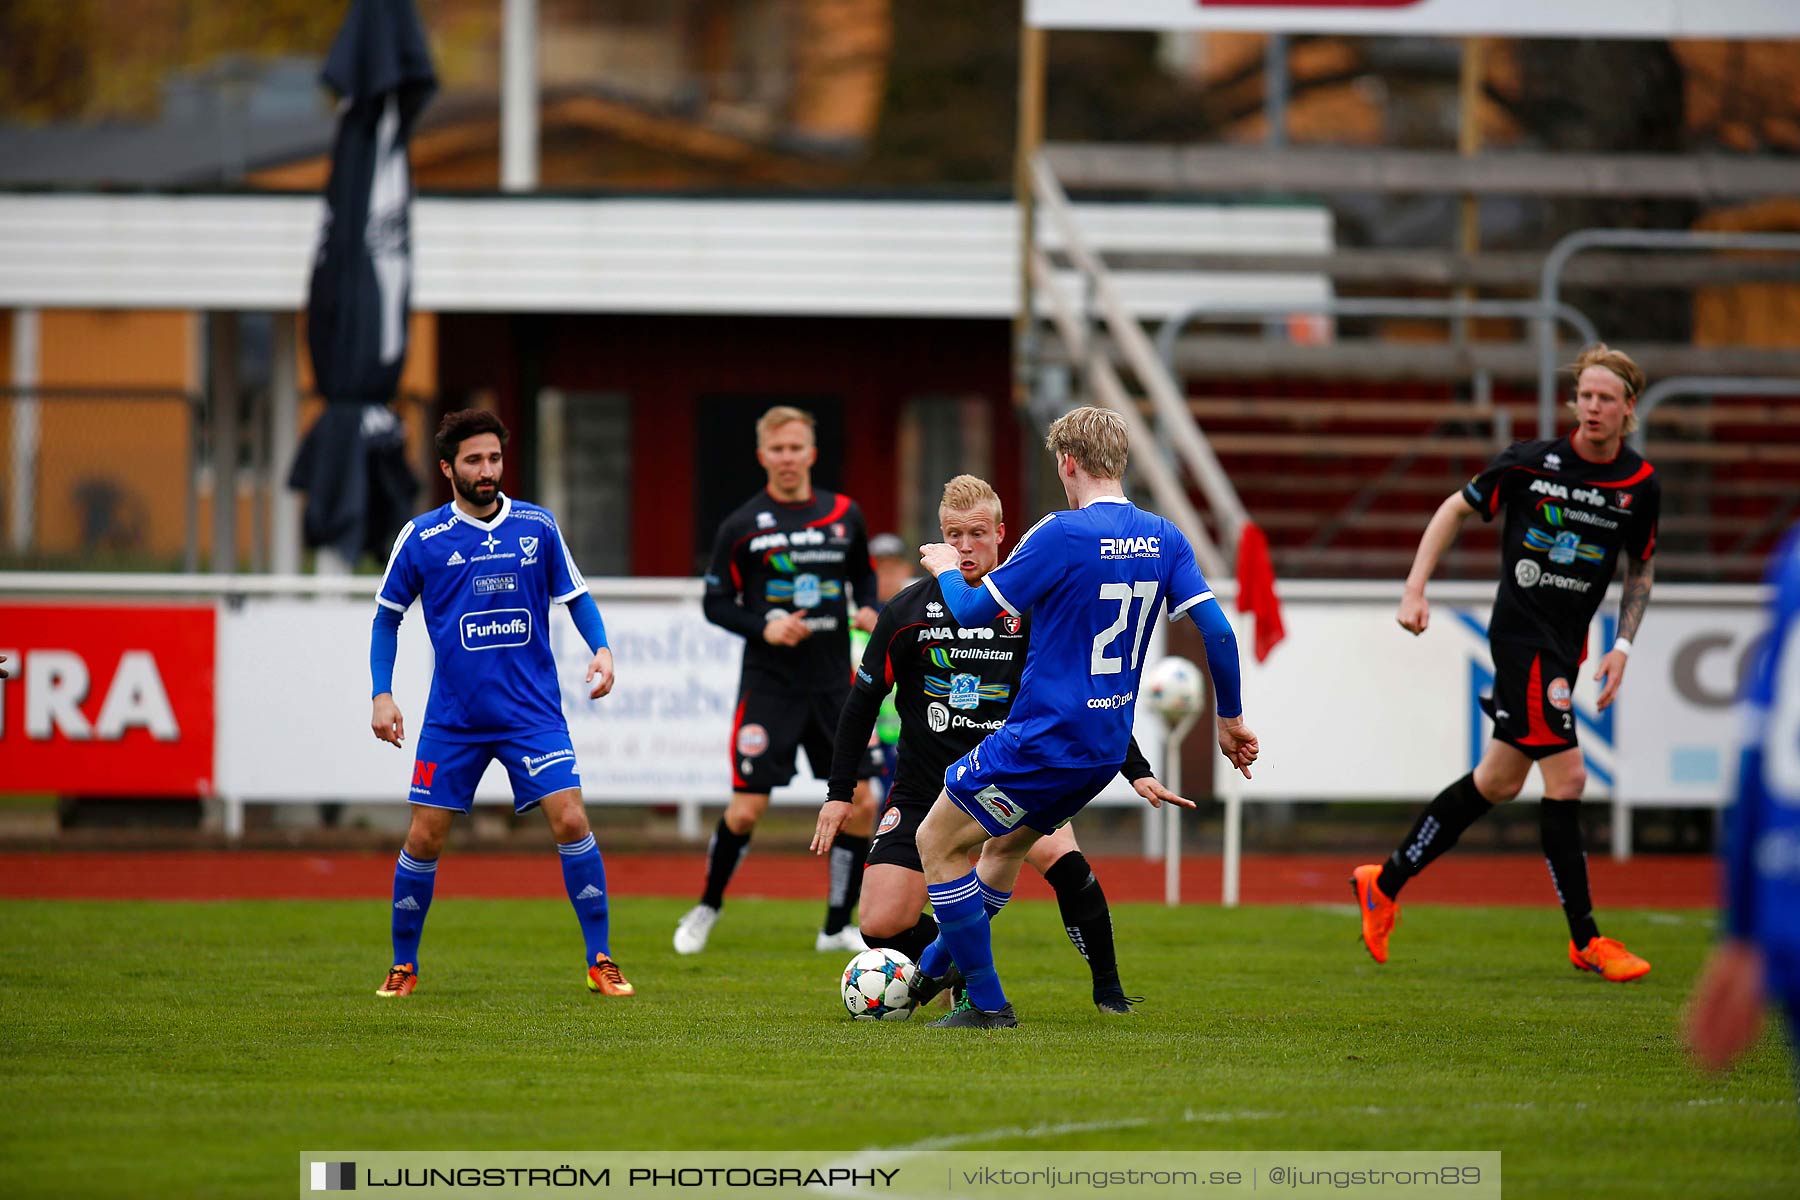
[1091, 582, 1160, 675]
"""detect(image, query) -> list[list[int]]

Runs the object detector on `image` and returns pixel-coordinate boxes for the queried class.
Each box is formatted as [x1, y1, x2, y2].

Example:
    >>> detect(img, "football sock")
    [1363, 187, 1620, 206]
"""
[557, 832, 611, 962]
[699, 817, 751, 910]
[391, 849, 437, 970]
[865, 912, 939, 964]
[1044, 851, 1121, 990]
[976, 877, 1013, 919]
[927, 871, 1007, 1011]
[1378, 772, 1492, 899]
[1540, 798, 1600, 947]
[823, 834, 870, 934]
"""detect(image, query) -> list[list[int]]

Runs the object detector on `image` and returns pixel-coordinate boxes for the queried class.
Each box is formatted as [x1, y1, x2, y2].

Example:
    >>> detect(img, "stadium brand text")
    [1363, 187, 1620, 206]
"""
[0, 649, 179, 741]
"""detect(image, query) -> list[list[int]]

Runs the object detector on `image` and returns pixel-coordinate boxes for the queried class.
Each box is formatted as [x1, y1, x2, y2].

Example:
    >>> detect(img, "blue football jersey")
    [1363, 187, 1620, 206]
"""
[979, 496, 1212, 767]
[1730, 526, 1800, 987]
[377, 494, 587, 742]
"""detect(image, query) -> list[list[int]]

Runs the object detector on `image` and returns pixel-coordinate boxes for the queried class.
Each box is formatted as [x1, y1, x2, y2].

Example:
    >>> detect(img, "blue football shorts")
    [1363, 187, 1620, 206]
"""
[408, 728, 582, 814]
[942, 733, 1116, 838]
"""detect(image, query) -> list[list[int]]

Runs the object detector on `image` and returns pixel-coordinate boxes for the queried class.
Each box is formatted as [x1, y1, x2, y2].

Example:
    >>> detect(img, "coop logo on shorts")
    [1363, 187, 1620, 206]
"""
[926, 702, 951, 733]
[1514, 560, 1542, 589]
[460, 608, 532, 650]
[973, 785, 1024, 828]
[737, 723, 769, 757]
[1546, 677, 1573, 712]
[877, 807, 903, 836]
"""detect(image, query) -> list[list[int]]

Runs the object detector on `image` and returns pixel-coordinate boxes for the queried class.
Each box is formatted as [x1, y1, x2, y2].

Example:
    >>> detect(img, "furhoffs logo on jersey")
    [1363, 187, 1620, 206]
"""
[1100, 536, 1161, 558]
[1546, 677, 1573, 712]
[460, 608, 532, 650]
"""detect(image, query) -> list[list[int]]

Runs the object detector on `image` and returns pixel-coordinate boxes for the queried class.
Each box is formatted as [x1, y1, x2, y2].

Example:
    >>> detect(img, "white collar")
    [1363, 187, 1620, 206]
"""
[453, 492, 511, 531]
[1081, 494, 1130, 508]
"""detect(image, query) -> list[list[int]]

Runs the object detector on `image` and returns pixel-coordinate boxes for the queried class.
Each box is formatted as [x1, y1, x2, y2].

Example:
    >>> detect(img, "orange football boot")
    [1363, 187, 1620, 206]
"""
[1351, 864, 1399, 964]
[586, 953, 637, 997]
[377, 963, 417, 997]
[1570, 936, 1650, 982]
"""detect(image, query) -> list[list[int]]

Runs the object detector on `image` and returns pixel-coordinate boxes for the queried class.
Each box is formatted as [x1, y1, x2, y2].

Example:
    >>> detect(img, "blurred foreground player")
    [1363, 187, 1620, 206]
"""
[907, 408, 1257, 1027]
[676, 406, 881, 955]
[814, 475, 1174, 1014]
[368, 410, 632, 998]
[1685, 525, 1800, 1090]
[1354, 345, 1660, 981]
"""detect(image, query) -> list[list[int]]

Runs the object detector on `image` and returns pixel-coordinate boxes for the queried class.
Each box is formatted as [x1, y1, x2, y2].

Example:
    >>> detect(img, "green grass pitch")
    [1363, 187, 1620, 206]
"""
[0, 897, 1795, 1199]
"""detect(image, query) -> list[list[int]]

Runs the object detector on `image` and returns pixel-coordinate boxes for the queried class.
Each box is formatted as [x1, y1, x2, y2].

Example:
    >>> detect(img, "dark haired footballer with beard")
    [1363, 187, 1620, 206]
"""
[367, 409, 633, 1000]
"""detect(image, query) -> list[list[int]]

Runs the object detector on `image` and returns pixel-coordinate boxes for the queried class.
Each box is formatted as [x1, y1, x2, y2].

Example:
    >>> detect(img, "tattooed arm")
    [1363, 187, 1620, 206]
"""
[1596, 555, 1654, 711]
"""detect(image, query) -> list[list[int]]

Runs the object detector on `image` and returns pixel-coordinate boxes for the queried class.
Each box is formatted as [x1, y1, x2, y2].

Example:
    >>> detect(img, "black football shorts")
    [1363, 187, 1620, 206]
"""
[729, 680, 852, 793]
[1481, 640, 1580, 761]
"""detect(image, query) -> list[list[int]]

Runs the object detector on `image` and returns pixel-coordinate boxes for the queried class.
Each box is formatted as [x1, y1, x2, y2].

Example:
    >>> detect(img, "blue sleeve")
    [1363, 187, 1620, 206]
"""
[936, 569, 1004, 625]
[1191, 597, 1243, 719]
[370, 605, 403, 697]
[376, 523, 421, 613]
[545, 515, 588, 604]
[567, 592, 609, 654]
[1164, 528, 1214, 622]
[981, 513, 1064, 617]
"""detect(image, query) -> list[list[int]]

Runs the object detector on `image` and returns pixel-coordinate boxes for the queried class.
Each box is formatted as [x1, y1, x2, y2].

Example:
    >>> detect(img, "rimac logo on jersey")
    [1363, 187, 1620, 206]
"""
[460, 608, 532, 650]
[1100, 536, 1161, 558]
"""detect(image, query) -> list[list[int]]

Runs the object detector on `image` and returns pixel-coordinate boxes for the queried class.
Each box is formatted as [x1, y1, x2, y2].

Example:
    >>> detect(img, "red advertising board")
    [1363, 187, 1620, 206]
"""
[0, 602, 215, 796]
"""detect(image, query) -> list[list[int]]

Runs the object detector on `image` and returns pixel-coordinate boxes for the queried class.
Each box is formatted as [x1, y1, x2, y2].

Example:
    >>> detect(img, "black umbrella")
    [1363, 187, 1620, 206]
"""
[290, 0, 436, 564]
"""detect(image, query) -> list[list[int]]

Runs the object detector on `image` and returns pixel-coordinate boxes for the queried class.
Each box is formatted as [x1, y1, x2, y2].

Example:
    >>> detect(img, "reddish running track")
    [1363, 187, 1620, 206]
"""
[0, 851, 1721, 907]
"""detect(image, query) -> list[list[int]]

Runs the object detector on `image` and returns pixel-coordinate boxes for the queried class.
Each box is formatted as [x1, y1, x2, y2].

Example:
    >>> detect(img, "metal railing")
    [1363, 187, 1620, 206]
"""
[1536, 228, 1800, 435]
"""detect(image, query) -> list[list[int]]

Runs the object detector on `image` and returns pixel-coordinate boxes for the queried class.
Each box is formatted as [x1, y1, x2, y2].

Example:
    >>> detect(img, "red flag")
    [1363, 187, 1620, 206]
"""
[1234, 521, 1286, 662]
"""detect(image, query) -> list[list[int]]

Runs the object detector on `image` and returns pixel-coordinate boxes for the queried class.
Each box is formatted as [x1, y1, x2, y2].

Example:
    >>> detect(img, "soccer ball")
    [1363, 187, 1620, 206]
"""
[1144, 656, 1204, 723]
[841, 947, 918, 1021]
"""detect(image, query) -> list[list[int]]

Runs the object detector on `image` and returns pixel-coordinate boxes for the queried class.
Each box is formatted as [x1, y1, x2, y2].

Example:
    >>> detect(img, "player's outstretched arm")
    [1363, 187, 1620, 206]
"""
[1596, 555, 1653, 711]
[369, 606, 406, 747]
[1398, 492, 1477, 635]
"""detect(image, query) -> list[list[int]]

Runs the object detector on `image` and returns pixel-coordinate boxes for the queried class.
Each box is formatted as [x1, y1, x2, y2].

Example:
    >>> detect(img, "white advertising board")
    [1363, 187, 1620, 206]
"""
[215, 590, 1163, 806]
[1027, 0, 1800, 39]
[1230, 583, 1766, 805]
